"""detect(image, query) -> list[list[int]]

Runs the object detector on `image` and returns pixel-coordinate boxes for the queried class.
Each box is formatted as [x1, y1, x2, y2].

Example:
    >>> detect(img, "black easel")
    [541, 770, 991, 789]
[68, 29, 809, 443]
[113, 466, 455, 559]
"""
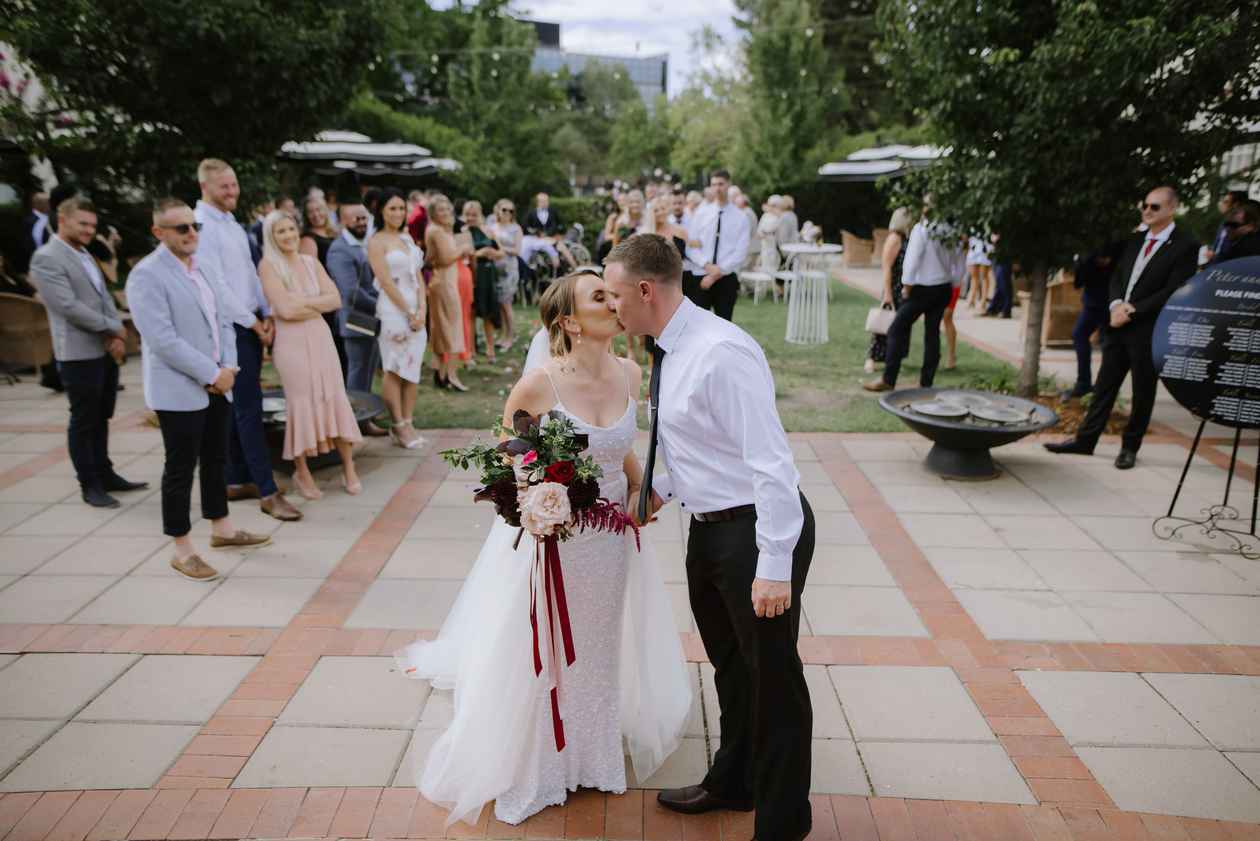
[1152, 417, 1259, 558]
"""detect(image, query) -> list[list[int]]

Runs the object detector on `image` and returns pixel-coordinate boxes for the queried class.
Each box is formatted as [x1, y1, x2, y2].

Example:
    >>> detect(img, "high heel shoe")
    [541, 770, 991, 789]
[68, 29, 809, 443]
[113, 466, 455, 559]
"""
[433, 370, 448, 389]
[445, 378, 469, 393]
[294, 474, 323, 500]
[392, 422, 425, 450]
[342, 473, 363, 495]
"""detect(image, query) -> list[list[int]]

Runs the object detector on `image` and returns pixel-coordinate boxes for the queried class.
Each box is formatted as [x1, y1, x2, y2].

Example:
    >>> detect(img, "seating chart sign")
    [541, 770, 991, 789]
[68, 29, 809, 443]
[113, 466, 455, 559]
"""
[1153, 257, 1260, 429]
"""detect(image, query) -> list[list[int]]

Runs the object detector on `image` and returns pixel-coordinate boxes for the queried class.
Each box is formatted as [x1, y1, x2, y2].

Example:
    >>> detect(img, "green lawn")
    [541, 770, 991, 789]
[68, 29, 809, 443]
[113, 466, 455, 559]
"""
[402, 281, 1018, 433]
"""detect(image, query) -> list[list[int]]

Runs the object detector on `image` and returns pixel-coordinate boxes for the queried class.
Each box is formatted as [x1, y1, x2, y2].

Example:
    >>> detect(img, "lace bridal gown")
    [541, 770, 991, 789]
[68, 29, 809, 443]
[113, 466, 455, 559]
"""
[395, 368, 691, 827]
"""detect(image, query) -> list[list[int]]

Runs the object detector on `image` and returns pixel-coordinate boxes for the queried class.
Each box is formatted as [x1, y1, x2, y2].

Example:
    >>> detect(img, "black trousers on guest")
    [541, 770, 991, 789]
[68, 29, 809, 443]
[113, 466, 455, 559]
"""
[1075, 323, 1158, 453]
[882, 283, 953, 388]
[685, 272, 740, 321]
[156, 394, 231, 538]
[688, 494, 815, 841]
[58, 355, 118, 491]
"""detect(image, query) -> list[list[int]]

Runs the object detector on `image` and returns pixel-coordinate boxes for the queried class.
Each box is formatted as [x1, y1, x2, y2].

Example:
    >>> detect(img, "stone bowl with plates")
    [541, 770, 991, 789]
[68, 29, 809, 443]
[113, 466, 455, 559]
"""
[878, 388, 1057, 479]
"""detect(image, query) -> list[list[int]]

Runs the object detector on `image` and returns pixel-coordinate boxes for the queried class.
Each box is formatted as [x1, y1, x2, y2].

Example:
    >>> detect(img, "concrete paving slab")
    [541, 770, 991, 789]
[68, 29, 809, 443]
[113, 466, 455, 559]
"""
[632, 736, 709, 789]
[924, 547, 1047, 590]
[280, 657, 430, 728]
[0, 535, 79, 575]
[180, 576, 322, 627]
[233, 725, 410, 788]
[810, 739, 869, 795]
[880, 485, 972, 514]
[898, 514, 1005, 549]
[956, 589, 1098, 641]
[391, 727, 439, 787]
[0, 653, 139, 720]
[829, 666, 993, 742]
[857, 461, 945, 487]
[807, 545, 897, 587]
[1077, 746, 1260, 822]
[4, 503, 114, 536]
[802, 586, 928, 637]
[76, 655, 257, 724]
[988, 515, 1103, 551]
[35, 535, 168, 575]
[1077, 515, 1221, 553]
[1144, 674, 1260, 751]
[799, 482, 850, 512]
[418, 689, 453, 730]
[1228, 752, 1260, 790]
[0, 720, 59, 777]
[812, 512, 871, 545]
[380, 538, 484, 579]
[0, 477, 78, 504]
[344, 579, 464, 630]
[805, 666, 852, 739]
[1018, 550, 1152, 592]
[0, 575, 118, 623]
[1167, 594, 1260, 645]
[404, 504, 497, 542]
[1063, 592, 1218, 644]
[1117, 551, 1259, 595]
[953, 481, 1058, 516]
[1019, 671, 1207, 748]
[858, 742, 1035, 804]
[70, 575, 216, 625]
[0, 722, 198, 792]
[231, 536, 357, 578]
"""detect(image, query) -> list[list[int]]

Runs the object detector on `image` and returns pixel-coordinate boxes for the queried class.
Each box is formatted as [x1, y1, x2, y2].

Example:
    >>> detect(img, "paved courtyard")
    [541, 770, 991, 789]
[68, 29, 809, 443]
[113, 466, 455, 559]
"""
[1, 332, 1259, 839]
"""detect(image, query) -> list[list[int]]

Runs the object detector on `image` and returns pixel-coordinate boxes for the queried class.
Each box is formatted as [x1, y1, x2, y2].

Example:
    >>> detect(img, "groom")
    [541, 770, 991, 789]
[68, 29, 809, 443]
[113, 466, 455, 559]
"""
[605, 234, 816, 841]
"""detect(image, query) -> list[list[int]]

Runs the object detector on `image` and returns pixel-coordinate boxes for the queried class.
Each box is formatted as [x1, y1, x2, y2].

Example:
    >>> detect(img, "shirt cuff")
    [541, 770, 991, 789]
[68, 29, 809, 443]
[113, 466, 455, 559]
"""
[754, 551, 792, 582]
[1109, 299, 1123, 311]
[651, 473, 675, 505]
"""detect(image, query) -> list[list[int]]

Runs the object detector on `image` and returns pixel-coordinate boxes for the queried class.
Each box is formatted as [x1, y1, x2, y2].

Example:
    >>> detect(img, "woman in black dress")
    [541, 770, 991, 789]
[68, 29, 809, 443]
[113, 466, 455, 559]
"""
[461, 201, 505, 364]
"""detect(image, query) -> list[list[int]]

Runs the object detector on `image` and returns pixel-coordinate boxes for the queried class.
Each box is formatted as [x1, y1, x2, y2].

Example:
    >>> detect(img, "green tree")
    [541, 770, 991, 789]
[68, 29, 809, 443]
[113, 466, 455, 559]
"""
[608, 96, 676, 181]
[879, 0, 1260, 395]
[0, 0, 396, 205]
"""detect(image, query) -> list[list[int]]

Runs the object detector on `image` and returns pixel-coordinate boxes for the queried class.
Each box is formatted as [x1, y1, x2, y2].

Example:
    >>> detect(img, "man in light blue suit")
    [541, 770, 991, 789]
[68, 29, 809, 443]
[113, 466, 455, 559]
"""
[126, 198, 271, 581]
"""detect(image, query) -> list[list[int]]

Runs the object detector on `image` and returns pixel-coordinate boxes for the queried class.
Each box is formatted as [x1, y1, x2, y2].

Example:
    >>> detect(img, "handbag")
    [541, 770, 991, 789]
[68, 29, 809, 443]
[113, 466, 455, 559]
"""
[344, 258, 381, 338]
[865, 305, 895, 335]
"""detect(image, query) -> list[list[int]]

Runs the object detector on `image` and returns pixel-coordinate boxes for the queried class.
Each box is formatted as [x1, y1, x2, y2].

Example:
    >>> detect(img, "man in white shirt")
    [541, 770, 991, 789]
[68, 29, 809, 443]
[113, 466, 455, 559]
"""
[194, 158, 300, 521]
[863, 209, 965, 392]
[1046, 186, 1199, 469]
[685, 169, 751, 321]
[605, 233, 816, 841]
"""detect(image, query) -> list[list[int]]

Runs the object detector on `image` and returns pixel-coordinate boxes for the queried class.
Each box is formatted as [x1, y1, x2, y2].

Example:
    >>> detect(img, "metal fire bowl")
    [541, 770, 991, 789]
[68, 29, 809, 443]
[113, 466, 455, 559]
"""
[878, 388, 1058, 480]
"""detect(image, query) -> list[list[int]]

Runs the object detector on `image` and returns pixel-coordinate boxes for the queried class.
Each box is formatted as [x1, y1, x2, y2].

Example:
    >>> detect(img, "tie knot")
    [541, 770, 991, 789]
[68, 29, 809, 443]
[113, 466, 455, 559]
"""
[652, 344, 666, 364]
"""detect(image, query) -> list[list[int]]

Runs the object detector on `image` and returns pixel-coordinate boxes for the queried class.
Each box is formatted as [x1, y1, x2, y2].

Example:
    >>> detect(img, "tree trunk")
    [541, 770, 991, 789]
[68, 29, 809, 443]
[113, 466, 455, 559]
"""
[1017, 266, 1048, 397]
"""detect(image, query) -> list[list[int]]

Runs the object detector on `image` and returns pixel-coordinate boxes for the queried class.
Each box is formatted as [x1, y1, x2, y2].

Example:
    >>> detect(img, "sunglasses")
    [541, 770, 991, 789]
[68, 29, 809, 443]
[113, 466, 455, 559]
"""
[501, 208, 515, 215]
[160, 222, 203, 234]
[1141, 202, 1162, 212]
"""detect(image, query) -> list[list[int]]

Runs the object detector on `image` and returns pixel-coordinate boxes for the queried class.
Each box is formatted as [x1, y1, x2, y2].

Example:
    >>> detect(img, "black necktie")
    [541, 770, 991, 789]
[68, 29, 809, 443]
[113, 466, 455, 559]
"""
[639, 343, 666, 523]
[711, 208, 723, 265]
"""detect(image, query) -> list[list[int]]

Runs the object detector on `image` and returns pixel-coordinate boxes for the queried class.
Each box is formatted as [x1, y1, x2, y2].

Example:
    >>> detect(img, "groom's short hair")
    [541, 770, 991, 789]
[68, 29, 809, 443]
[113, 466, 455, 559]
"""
[604, 233, 682, 286]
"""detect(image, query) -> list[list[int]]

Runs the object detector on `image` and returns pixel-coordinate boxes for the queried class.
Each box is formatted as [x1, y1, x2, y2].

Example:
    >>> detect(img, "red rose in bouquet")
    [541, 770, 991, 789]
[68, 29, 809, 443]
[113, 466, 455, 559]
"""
[544, 459, 576, 484]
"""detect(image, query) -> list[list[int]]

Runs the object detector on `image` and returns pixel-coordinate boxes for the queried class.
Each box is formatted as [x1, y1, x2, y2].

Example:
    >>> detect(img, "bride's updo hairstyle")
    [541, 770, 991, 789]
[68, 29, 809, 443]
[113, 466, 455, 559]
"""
[540, 269, 601, 357]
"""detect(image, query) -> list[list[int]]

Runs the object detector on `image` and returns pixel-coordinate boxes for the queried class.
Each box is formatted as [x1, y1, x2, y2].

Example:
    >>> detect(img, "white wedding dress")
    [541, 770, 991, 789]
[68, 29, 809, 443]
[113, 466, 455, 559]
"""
[395, 364, 691, 827]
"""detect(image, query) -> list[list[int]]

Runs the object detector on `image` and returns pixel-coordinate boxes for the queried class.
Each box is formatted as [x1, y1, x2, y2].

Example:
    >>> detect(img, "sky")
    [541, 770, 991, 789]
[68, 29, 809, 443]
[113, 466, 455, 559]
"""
[437, 0, 743, 96]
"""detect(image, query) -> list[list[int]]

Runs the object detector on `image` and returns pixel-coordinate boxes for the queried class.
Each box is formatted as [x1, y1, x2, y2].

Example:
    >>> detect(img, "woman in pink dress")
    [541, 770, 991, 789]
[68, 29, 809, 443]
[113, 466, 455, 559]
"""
[259, 211, 363, 500]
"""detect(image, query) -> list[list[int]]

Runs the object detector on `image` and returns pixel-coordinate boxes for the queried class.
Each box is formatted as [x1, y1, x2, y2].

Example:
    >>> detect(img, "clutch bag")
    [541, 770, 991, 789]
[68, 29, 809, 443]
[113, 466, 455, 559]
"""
[865, 306, 895, 335]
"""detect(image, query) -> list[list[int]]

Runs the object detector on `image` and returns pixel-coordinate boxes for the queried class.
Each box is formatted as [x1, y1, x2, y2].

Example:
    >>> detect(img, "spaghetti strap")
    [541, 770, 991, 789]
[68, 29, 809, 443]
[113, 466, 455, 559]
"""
[621, 359, 635, 406]
[539, 365, 563, 407]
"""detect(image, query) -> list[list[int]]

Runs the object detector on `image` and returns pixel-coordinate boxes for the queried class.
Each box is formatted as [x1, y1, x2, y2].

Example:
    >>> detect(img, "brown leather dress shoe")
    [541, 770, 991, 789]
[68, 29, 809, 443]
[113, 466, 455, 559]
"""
[656, 785, 753, 815]
[209, 530, 272, 549]
[862, 379, 894, 393]
[260, 493, 302, 521]
[226, 483, 261, 501]
[361, 421, 389, 437]
[170, 554, 220, 581]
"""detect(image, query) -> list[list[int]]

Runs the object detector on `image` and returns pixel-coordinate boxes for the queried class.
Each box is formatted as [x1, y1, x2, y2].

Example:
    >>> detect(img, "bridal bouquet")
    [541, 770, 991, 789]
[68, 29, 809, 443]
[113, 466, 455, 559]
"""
[440, 410, 638, 751]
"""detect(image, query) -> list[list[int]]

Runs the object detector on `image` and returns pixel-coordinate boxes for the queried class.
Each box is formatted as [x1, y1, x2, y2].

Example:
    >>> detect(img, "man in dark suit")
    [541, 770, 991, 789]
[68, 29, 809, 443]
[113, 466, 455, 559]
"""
[522, 192, 563, 237]
[1211, 201, 1260, 262]
[1046, 186, 1199, 469]
[1063, 241, 1125, 399]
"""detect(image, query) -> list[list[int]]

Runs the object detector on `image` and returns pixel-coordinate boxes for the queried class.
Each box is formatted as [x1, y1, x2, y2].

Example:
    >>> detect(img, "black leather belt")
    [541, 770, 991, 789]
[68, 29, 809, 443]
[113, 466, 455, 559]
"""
[692, 504, 757, 523]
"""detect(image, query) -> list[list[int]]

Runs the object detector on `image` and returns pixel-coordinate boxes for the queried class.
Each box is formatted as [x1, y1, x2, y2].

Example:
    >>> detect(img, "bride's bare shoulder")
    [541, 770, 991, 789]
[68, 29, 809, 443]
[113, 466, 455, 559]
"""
[505, 368, 556, 417]
[617, 356, 643, 392]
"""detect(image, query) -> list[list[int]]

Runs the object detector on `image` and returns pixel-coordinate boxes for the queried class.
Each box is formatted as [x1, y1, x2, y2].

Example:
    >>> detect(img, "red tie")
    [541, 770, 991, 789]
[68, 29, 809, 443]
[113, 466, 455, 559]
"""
[1143, 238, 1157, 258]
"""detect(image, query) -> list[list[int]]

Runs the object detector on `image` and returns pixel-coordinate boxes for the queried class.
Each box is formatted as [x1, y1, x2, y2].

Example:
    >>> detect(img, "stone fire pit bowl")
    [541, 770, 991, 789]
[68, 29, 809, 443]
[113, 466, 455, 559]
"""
[879, 388, 1058, 480]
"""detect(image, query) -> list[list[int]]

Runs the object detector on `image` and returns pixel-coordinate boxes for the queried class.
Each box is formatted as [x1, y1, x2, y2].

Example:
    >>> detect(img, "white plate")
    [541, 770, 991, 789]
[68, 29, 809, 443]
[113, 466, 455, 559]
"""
[970, 405, 1030, 423]
[936, 391, 995, 410]
[262, 397, 286, 413]
[911, 400, 969, 419]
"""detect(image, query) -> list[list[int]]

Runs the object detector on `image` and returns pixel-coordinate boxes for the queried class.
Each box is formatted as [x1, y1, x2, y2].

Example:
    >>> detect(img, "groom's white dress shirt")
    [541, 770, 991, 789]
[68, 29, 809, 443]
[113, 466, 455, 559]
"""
[651, 297, 803, 581]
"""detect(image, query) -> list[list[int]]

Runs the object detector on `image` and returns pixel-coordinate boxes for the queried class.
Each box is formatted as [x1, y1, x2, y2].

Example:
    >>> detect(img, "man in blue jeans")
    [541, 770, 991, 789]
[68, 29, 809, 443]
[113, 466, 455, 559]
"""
[863, 212, 965, 392]
[194, 158, 301, 522]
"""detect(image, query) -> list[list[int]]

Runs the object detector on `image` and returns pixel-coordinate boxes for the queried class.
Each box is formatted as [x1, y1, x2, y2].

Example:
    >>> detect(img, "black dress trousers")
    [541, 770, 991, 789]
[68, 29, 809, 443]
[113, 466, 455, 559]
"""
[687, 493, 815, 841]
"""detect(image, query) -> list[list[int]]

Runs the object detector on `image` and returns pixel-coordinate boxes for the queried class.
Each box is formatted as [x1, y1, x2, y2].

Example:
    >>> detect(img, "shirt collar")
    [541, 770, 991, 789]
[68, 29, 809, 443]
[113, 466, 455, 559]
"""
[341, 228, 366, 248]
[656, 296, 695, 354]
[1146, 222, 1175, 244]
[196, 199, 234, 223]
[33, 210, 46, 221]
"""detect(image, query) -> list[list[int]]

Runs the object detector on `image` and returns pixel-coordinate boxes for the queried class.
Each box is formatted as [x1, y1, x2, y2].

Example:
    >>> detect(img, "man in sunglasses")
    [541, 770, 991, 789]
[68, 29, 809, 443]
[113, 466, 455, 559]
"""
[1046, 186, 1199, 469]
[1211, 201, 1260, 263]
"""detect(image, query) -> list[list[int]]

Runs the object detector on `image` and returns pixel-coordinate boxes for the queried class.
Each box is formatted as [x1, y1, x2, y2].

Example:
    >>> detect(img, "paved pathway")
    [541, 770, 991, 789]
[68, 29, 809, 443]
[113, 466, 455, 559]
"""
[0, 353, 1258, 839]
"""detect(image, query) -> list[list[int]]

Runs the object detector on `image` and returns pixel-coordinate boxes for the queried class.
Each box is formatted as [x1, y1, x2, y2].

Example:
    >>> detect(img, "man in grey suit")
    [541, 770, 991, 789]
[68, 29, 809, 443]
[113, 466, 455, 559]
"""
[325, 202, 387, 437]
[126, 199, 270, 581]
[29, 196, 147, 508]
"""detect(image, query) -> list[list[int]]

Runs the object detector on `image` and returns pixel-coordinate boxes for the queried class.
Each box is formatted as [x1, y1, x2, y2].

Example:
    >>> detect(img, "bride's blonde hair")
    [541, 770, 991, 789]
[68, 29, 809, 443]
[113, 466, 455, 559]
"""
[539, 270, 601, 357]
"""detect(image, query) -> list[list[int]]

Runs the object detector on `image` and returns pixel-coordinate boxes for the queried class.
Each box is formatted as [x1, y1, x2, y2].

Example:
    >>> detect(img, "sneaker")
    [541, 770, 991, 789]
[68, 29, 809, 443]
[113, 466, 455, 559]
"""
[170, 554, 220, 581]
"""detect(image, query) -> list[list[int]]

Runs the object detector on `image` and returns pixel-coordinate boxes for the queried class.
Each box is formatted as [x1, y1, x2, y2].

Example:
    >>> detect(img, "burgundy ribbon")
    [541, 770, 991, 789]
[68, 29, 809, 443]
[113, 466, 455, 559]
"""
[530, 534, 577, 752]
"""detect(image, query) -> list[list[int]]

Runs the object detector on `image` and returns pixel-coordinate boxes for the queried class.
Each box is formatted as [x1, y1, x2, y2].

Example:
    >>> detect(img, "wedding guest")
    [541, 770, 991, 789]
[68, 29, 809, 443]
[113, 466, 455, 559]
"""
[22, 191, 50, 272]
[461, 201, 504, 364]
[778, 195, 801, 246]
[370, 188, 429, 446]
[300, 194, 346, 376]
[276, 195, 297, 218]
[1205, 190, 1250, 264]
[669, 188, 690, 227]
[406, 190, 429, 243]
[194, 158, 301, 521]
[1063, 241, 1123, 399]
[685, 190, 703, 216]
[259, 210, 364, 496]
[685, 169, 751, 320]
[863, 203, 965, 392]
[0, 253, 36, 297]
[325, 203, 386, 429]
[1212, 200, 1260, 262]
[965, 235, 993, 309]
[127, 198, 270, 581]
[489, 198, 522, 349]
[866, 207, 913, 374]
[29, 196, 146, 507]
[424, 195, 469, 392]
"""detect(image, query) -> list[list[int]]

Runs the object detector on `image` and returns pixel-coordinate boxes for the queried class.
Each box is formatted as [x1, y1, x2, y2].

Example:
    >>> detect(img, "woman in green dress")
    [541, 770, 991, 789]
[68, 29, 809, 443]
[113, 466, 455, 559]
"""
[460, 201, 505, 364]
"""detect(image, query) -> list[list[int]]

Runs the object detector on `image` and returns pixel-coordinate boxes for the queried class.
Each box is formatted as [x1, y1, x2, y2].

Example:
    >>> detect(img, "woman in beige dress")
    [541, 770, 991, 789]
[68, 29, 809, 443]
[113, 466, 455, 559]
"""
[424, 195, 471, 392]
[258, 211, 363, 499]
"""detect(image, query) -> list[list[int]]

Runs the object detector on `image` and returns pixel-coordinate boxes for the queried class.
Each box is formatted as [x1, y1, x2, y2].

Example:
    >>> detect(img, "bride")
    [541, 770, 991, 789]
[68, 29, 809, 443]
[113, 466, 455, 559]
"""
[395, 269, 692, 827]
